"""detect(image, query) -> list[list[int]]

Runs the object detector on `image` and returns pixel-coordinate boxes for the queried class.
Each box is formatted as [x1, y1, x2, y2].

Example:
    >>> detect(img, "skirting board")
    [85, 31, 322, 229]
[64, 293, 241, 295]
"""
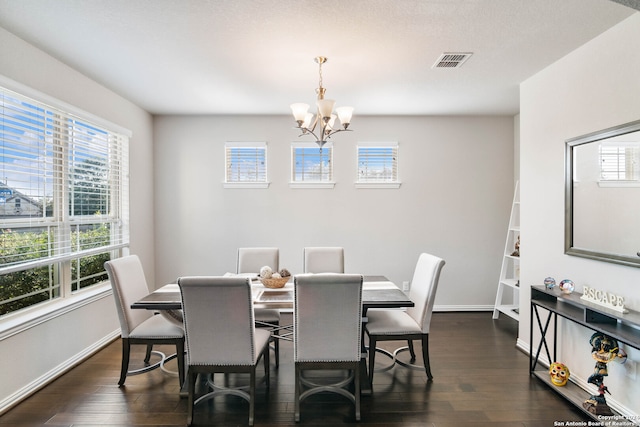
[0, 330, 120, 415]
[434, 304, 494, 312]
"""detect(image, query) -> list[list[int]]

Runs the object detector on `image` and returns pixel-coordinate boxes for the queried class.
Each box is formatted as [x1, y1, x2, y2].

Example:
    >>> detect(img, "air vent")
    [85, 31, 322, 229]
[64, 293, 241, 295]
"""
[432, 52, 473, 69]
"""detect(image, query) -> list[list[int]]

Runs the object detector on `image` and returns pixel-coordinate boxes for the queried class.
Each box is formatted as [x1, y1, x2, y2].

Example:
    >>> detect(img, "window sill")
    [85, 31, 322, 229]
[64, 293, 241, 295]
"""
[289, 182, 336, 189]
[598, 181, 640, 188]
[223, 182, 270, 189]
[0, 282, 112, 340]
[355, 182, 402, 189]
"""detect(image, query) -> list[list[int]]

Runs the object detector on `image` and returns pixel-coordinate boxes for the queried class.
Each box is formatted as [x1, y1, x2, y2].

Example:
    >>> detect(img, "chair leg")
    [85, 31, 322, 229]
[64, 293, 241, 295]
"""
[176, 339, 185, 387]
[368, 335, 377, 386]
[408, 339, 416, 362]
[354, 367, 361, 421]
[263, 344, 270, 389]
[118, 338, 130, 386]
[143, 344, 153, 364]
[422, 334, 433, 381]
[187, 370, 195, 426]
[294, 364, 301, 422]
[273, 329, 280, 368]
[249, 369, 256, 427]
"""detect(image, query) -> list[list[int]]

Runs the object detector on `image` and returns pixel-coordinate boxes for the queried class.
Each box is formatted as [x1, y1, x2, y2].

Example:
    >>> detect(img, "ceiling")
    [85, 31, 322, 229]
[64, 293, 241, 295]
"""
[0, 0, 636, 116]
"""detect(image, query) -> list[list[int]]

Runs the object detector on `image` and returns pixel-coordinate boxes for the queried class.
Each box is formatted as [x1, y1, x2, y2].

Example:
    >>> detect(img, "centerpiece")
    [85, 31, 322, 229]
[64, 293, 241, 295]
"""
[259, 266, 291, 289]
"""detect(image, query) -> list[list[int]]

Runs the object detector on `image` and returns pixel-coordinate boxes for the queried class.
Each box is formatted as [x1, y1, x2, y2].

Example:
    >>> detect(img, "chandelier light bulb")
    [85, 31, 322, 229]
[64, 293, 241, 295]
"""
[335, 106, 354, 127]
[290, 103, 310, 123]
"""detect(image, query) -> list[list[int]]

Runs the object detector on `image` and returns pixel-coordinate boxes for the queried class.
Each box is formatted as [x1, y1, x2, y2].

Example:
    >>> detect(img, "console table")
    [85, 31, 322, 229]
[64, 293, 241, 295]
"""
[530, 285, 640, 421]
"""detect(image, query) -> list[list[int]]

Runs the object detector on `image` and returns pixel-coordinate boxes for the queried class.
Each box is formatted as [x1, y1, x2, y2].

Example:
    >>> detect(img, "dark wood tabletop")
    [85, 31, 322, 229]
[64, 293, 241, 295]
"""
[131, 275, 414, 311]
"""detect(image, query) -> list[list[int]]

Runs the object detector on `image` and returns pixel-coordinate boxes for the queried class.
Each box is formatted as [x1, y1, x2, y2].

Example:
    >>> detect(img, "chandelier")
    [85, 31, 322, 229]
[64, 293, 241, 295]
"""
[290, 56, 354, 148]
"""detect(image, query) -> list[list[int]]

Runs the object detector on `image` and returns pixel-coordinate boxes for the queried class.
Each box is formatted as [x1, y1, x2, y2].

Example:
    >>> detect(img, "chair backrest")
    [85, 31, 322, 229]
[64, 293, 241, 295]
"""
[178, 276, 258, 366]
[303, 247, 344, 273]
[406, 253, 446, 334]
[294, 273, 363, 362]
[105, 255, 153, 338]
[237, 247, 279, 274]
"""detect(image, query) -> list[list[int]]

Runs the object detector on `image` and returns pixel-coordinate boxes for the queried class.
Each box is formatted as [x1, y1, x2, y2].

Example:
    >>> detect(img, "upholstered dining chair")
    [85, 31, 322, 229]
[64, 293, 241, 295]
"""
[178, 276, 270, 427]
[365, 252, 445, 384]
[302, 246, 345, 273]
[105, 255, 185, 387]
[237, 247, 281, 366]
[294, 273, 363, 422]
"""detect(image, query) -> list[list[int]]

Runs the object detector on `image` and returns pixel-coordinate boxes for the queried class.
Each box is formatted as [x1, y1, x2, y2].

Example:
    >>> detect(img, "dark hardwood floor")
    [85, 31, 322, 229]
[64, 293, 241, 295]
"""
[0, 312, 591, 426]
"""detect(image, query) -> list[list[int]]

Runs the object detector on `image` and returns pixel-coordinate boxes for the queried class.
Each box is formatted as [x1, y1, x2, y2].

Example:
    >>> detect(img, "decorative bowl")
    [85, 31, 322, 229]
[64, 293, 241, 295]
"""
[260, 276, 290, 289]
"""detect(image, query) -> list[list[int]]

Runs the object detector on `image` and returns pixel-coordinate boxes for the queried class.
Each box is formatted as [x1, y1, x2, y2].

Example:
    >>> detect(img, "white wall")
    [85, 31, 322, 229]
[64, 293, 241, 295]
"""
[520, 13, 640, 418]
[153, 114, 514, 309]
[0, 27, 155, 410]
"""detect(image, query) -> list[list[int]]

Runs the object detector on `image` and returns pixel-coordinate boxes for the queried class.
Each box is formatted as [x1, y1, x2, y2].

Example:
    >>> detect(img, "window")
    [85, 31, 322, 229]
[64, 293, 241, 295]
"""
[224, 142, 268, 188]
[356, 142, 400, 188]
[599, 142, 640, 185]
[290, 142, 334, 188]
[0, 85, 129, 317]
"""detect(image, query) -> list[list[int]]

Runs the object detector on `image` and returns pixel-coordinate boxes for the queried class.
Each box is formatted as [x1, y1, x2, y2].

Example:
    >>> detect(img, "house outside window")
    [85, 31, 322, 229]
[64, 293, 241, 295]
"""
[356, 142, 401, 188]
[290, 142, 334, 188]
[224, 142, 269, 188]
[0, 85, 130, 317]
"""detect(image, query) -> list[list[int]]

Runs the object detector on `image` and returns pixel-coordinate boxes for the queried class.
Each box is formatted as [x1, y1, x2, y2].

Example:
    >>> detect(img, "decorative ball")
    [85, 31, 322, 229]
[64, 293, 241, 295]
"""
[549, 362, 570, 386]
[259, 266, 273, 279]
[279, 268, 291, 277]
[271, 272, 282, 279]
[559, 279, 575, 294]
[544, 277, 556, 289]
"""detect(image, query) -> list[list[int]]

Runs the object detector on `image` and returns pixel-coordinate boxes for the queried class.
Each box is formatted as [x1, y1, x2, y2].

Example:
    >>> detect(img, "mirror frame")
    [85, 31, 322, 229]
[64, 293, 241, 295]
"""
[565, 119, 640, 268]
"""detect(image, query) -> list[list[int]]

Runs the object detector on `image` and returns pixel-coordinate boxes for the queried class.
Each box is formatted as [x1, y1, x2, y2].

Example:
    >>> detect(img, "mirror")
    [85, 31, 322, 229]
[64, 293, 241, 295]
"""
[565, 119, 640, 267]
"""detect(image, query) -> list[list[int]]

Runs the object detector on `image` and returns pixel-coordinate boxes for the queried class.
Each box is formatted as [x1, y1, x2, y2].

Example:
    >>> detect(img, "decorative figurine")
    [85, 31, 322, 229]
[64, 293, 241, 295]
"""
[510, 235, 520, 257]
[559, 279, 575, 294]
[583, 333, 627, 415]
[544, 277, 556, 289]
[549, 362, 570, 386]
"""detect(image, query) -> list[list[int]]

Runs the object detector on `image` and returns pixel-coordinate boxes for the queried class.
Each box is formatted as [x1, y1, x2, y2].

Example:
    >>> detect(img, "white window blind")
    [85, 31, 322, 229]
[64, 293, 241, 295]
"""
[356, 142, 400, 188]
[599, 142, 640, 181]
[291, 142, 333, 184]
[0, 85, 129, 315]
[224, 142, 268, 187]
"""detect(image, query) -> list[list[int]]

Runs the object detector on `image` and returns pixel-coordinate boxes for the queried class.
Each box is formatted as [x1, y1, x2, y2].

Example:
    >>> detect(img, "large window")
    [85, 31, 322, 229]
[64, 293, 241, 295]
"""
[290, 142, 334, 187]
[0, 86, 129, 317]
[224, 142, 268, 188]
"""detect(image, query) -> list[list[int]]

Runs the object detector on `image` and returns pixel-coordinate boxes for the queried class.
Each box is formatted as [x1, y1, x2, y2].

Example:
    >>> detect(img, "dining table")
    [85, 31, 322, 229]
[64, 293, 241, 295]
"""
[131, 274, 414, 395]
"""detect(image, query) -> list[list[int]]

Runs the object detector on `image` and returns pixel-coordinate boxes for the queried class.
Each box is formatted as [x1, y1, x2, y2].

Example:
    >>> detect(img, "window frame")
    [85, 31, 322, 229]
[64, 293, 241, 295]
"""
[223, 141, 269, 189]
[0, 76, 130, 332]
[355, 142, 401, 189]
[289, 141, 335, 189]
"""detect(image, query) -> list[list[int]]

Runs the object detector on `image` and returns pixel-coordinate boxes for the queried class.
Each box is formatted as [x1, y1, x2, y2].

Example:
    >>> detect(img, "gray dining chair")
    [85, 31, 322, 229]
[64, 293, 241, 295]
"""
[294, 273, 363, 422]
[237, 247, 282, 366]
[178, 276, 270, 427]
[365, 252, 445, 384]
[105, 255, 185, 387]
[302, 246, 345, 273]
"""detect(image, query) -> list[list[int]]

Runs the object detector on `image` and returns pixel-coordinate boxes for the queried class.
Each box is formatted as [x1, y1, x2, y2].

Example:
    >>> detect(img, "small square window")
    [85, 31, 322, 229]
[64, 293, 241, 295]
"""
[290, 142, 334, 188]
[356, 142, 400, 188]
[224, 142, 269, 188]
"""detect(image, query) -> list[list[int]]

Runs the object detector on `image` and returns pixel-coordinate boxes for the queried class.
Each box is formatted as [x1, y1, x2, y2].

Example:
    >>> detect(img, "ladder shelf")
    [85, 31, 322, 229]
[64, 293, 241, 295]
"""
[493, 181, 520, 321]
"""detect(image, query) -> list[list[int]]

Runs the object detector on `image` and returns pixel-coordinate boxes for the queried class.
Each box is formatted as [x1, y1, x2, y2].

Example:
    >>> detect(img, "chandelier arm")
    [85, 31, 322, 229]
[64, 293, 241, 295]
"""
[298, 128, 321, 141]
